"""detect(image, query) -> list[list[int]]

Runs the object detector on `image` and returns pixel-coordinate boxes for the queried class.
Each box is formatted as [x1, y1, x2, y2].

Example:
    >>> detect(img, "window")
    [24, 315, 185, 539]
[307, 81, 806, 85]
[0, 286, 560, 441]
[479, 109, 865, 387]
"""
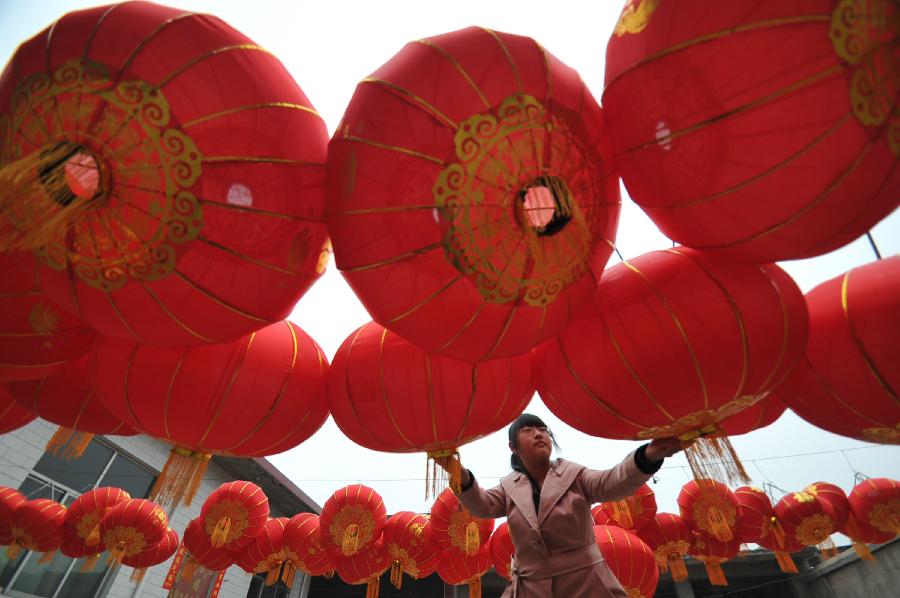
[245, 564, 291, 598]
[0, 437, 156, 598]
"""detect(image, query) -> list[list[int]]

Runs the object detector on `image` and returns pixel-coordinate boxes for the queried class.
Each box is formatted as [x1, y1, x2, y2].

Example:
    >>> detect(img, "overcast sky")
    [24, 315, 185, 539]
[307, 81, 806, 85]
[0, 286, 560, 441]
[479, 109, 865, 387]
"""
[2, 0, 897, 527]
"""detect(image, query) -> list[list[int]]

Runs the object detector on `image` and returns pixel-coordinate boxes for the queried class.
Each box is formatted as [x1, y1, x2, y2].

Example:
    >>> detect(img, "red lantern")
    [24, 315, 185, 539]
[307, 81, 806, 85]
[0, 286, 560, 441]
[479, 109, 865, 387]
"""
[320, 485, 387, 558]
[181, 518, 235, 572]
[328, 321, 533, 492]
[90, 320, 329, 506]
[535, 248, 807, 483]
[757, 524, 805, 574]
[718, 394, 787, 437]
[99, 498, 168, 565]
[431, 487, 494, 557]
[734, 486, 775, 544]
[283, 513, 336, 576]
[381, 511, 433, 589]
[593, 483, 657, 532]
[849, 478, 899, 540]
[122, 528, 179, 583]
[777, 257, 899, 445]
[774, 488, 842, 563]
[326, 26, 621, 362]
[593, 525, 659, 598]
[200, 481, 269, 551]
[11, 355, 136, 459]
[0, 1, 330, 347]
[679, 480, 741, 543]
[62, 487, 131, 569]
[335, 539, 390, 598]
[7, 498, 66, 561]
[0, 487, 27, 545]
[0, 254, 94, 381]
[689, 533, 740, 586]
[0, 384, 36, 434]
[488, 521, 514, 581]
[437, 546, 492, 598]
[603, 0, 899, 263]
[637, 513, 692, 582]
[806, 482, 851, 530]
[235, 517, 289, 586]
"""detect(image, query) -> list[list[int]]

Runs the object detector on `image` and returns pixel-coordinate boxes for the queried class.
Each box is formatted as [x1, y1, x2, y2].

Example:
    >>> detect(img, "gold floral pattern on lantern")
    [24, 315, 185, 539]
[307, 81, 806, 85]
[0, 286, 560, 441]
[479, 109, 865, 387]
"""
[861, 425, 900, 444]
[75, 512, 101, 543]
[203, 500, 250, 544]
[103, 526, 147, 558]
[615, 0, 661, 37]
[867, 500, 900, 533]
[637, 395, 762, 439]
[691, 494, 736, 538]
[329, 506, 376, 552]
[795, 514, 835, 545]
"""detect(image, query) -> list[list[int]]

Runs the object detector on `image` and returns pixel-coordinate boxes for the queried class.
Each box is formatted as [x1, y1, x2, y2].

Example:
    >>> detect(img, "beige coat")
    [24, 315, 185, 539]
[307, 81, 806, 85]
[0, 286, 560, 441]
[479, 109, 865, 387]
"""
[459, 454, 652, 598]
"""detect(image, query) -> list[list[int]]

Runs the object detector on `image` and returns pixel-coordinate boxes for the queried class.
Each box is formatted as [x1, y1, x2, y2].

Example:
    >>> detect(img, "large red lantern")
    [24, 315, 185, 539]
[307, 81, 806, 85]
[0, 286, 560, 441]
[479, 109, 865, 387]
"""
[437, 546, 492, 598]
[320, 485, 387, 558]
[637, 513, 692, 582]
[99, 498, 168, 565]
[199, 481, 269, 551]
[283, 513, 336, 576]
[488, 522, 514, 581]
[91, 319, 329, 506]
[0, 254, 94, 381]
[122, 528, 179, 583]
[806, 482, 851, 530]
[7, 498, 66, 560]
[592, 483, 657, 532]
[381, 511, 433, 589]
[11, 355, 136, 459]
[235, 517, 289, 586]
[328, 321, 533, 492]
[718, 394, 787, 437]
[679, 480, 741, 543]
[0, 384, 36, 434]
[849, 478, 899, 540]
[689, 533, 740, 586]
[593, 525, 659, 598]
[0, 1, 330, 347]
[335, 539, 390, 598]
[61, 487, 131, 568]
[0, 487, 27, 545]
[777, 257, 899, 445]
[733, 486, 775, 544]
[431, 487, 494, 557]
[603, 0, 899, 263]
[326, 26, 621, 362]
[535, 247, 807, 482]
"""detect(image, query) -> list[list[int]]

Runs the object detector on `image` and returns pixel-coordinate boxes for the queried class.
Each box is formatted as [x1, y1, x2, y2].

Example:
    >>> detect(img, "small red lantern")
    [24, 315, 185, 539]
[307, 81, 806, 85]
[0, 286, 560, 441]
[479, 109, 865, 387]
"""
[200, 481, 269, 551]
[807, 482, 851, 530]
[91, 320, 329, 507]
[678, 480, 741, 543]
[734, 486, 775, 544]
[335, 539, 390, 598]
[849, 478, 899, 540]
[637, 513, 692, 582]
[0, 254, 94, 381]
[488, 522, 515, 581]
[0, 384, 36, 434]
[774, 488, 842, 561]
[0, 1, 330, 347]
[689, 533, 740, 586]
[8, 498, 66, 561]
[381, 511, 432, 589]
[777, 257, 899, 445]
[181, 518, 235, 573]
[431, 487, 494, 557]
[593, 524, 659, 598]
[283, 513, 336, 576]
[437, 546, 492, 598]
[326, 26, 621, 362]
[122, 528, 179, 583]
[0, 487, 27, 545]
[62, 487, 131, 569]
[603, 0, 899, 263]
[320, 485, 387, 558]
[99, 498, 168, 565]
[11, 355, 136, 459]
[328, 321, 533, 493]
[593, 483, 657, 532]
[235, 517, 290, 587]
[535, 248, 807, 483]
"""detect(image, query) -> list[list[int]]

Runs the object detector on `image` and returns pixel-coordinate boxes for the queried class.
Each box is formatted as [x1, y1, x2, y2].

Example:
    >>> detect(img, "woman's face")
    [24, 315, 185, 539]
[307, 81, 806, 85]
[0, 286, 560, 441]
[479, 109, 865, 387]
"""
[513, 425, 553, 463]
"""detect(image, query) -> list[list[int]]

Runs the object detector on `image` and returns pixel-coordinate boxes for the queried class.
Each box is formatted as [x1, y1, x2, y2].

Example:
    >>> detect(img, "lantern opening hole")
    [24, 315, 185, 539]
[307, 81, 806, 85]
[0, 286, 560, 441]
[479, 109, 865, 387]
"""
[517, 176, 573, 237]
[39, 143, 105, 206]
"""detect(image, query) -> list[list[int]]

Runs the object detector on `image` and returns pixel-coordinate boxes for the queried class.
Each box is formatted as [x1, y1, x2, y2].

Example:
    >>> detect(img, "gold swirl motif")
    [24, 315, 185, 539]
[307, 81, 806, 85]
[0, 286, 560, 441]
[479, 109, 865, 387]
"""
[793, 491, 815, 504]
[692, 494, 736, 537]
[830, 0, 899, 156]
[862, 425, 900, 443]
[75, 512, 101, 542]
[328, 505, 376, 554]
[387, 544, 419, 577]
[28, 302, 60, 335]
[615, 0, 662, 37]
[656, 539, 690, 559]
[3, 59, 203, 290]
[433, 94, 596, 307]
[203, 500, 250, 544]
[795, 514, 835, 545]
[102, 526, 147, 557]
[867, 500, 900, 533]
[637, 394, 762, 439]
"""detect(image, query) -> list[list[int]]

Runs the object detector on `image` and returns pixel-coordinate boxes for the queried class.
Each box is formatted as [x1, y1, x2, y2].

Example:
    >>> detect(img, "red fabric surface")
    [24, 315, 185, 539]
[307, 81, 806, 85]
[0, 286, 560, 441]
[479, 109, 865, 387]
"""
[335, 538, 390, 585]
[11, 498, 67, 553]
[733, 486, 775, 544]
[678, 480, 742, 542]
[99, 498, 168, 558]
[183, 518, 235, 570]
[283, 513, 336, 576]
[431, 487, 494, 557]
[120, 528, 179, 569]
[62, 487, 131, 558]
[593, 483, 658, 532]
[319, 484, 387, 558]
[0, 384, 37, 434]
[436, 545, 491, 585]
[0, 487, 27, 545]
[848, 478, 899, 541]
[234, 517, 287, 574]
[593, 524, 659, 598]
[487, 521, 514, 581]
[774, 490, 838, 547]
[199, 481, 269, 552]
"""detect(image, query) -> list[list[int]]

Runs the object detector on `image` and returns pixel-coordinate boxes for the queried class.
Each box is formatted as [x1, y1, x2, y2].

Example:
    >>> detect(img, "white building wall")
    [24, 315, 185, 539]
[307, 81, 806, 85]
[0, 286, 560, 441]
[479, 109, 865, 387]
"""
[0, 419, 253, 598]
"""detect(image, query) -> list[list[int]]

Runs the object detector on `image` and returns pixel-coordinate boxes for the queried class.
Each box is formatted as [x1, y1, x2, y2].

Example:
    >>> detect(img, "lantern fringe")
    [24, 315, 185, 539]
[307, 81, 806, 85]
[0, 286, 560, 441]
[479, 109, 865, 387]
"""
[703, 559, 728, 586]
[264, 566, 279, 586]
[426, 449, 461, 500]
[845, 516, 876, 562]
[86, 524, 101, 547]
[610, 499, 635, 529]
[774, 551, 798, 574]
[668, 555, 688, 582]
[5, 544, 22, 560]
[46, 427, 94, 460]
[655, 555, 668, 574]
[210, 516, 232, 548]
[0, 142, 102, 252]
[682, 435, 750, 486]
[341, 523, 360, 556]
[818, 537, 840, 560]
[129, 567, 148, 583]
[465, 521, 480, 556]
[706, 505, 734, 542]
[37, 550, 56, 564]
[390, 560, 403, 589]
[324, 570, 335, 580]
[149, 447, 211, 508]
[281, 561, 296, 588]
[81, 553, 100, 572]
[469, 576, 482, 598]
[106, 541, 128, 566]
[366, 578, 380, 598]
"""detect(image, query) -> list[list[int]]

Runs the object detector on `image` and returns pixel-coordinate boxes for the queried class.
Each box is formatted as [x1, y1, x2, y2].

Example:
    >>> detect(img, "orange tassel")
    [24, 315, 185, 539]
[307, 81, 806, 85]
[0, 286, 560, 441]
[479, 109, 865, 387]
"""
[426, 449, 461, 500]
[210, 516, 232, 548]
[46, 427, 94, 460]
[707, 506, 734, 542]
[390, 560, 403, 589]
[281, 561, 296, 588]
[149, 447, 211, 508]
[341, 524, 360, 556]
[129, 567, 148, 583]
[366, 579, 380, 598]
[703, 559, 728, 586]
[775, 551, 798, 574]
[37, 550, 56, 564]
[668, 555, 689, 582]
[324, 570, 335, 580]
[818, 537, 839, 560]
[106, 541, 128, 566]
[845, 516, 876, 562]
[465, 521, 480, 556]
[264, 566, 279, 586]
[81, 553, 100, 572]
[5, 544, 22, 560]
[469, 577, 482, 598]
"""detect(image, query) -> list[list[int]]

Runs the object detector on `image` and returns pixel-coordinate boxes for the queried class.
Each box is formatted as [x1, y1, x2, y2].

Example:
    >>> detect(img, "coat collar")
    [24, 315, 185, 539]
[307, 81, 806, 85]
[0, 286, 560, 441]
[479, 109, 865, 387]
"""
[501, 460, 580, 530]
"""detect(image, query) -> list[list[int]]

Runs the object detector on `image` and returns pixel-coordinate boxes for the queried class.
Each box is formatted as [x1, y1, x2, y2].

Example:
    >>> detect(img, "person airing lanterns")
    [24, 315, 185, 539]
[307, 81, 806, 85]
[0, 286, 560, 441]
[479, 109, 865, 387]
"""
[438, 413, 682, 597]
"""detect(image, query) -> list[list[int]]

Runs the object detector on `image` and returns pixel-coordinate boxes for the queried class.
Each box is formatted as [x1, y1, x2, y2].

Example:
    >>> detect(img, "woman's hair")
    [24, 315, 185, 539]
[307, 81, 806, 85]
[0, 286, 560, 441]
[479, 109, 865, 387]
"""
[508, 413, 559, 473]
